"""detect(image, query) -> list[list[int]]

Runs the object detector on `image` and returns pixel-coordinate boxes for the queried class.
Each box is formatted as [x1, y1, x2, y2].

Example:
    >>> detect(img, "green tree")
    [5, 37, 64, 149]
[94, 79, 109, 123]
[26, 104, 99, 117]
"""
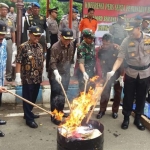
[0, 0, 15, 8]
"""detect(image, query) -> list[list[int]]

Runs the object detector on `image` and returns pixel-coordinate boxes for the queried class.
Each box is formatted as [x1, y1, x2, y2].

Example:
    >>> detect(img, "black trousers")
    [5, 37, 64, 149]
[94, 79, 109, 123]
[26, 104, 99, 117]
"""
[122, 74, 150, 116]
[0, 93, 2, 106]
[50, 74, 70, 112]
[46, 34, 58, 71]
[22, 84, 40, 122]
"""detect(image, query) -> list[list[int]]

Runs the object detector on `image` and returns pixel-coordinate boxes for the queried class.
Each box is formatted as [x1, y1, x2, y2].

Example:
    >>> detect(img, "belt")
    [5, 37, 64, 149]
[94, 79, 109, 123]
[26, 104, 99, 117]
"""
[128, 64, 150, 70]
[5, 37, 12, 40]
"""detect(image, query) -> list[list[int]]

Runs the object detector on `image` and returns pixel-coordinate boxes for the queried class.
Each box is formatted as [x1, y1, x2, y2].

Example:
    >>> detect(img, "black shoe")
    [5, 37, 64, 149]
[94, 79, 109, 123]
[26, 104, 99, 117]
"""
[0, 120, 6, 125]
[96, 111, 105, 119]
[23, 114, 40, 119]
[121, 116, 129, 129]
[51, 117, 61, 125]
[134, 119, 145, 131]
[63, 113, 69, 118]
[0, 131, 5, 137]
[112, 113, 118, 119]
[26, 121, 38, 128]
[6, 78, 12, 82]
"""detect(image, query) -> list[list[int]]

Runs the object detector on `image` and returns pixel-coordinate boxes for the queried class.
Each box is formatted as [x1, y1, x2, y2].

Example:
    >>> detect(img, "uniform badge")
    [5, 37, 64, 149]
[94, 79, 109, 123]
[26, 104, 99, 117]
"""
[103, 61, 105, 64]
[36, 28, 40, 31]
[113, 54, 116, 56]
[67, 31, 70, 35]
[40, 16, 43, 20]
[129, 42, 135, 47]
[7, 20, 12, 26]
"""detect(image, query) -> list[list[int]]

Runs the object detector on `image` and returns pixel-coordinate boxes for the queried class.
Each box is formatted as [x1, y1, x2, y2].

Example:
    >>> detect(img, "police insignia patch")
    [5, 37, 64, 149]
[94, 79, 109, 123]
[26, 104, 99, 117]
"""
[131, 53, 135, 57]
[36, 28, 40, 31]
[67, 31, 70, 35]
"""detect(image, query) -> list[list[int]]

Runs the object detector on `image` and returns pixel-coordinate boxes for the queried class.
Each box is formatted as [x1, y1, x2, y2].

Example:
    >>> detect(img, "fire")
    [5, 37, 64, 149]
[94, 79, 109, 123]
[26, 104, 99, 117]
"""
[51, 109, 64, 121]
[59, 76, 103, 136]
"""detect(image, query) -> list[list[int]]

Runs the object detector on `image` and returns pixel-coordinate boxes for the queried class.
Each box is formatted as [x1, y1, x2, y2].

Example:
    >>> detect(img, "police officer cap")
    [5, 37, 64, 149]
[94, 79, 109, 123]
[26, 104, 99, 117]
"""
[124, 22, 141, 31]
[82, 28, 95, 39]
[0, 3, 9, 9]
[32, 2, 40, 8]
[29, 26, 42, 35]
[72, 8, 78, 14]
[49, 7, 58, 13]
[118, 14, 126, 19]
[135, 15, 142, 20]
[61, 28, 73, 40]
[142, 18, 150, 24]
[0, 20, 7, 34]
[28, 5, 32, 9]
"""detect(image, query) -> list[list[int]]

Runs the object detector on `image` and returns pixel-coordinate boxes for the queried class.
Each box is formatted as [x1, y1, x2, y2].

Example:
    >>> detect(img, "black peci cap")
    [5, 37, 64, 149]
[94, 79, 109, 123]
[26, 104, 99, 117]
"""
[29, 26, 42, 35]
[61, 28, 73, 40]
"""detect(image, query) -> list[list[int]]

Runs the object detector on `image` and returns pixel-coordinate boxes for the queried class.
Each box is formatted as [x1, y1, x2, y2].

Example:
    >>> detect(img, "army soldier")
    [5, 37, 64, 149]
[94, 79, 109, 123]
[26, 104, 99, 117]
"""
[109, 14, 127, 45]
[77, 28, 95, 92]
[22, 2, 51, 51]
[48, 28, 74, 125]
[107, 22, 150, 131]
[15, 26, 44, 128]
[0, 3, 16, 82]
[141, 18, 150, 33]
[0, 20, 7, 137]
[96, 34, 124, 119]
[46, 7, 59, 72]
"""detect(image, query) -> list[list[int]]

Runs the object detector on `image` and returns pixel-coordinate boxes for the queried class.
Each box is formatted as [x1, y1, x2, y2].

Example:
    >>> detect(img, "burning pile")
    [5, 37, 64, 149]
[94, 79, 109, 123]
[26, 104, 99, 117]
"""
[58, 76, 103, 140]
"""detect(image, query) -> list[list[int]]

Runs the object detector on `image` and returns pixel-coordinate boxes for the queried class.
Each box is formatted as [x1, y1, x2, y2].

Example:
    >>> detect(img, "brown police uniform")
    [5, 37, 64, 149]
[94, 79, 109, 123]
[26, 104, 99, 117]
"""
[98, 45, 123, 113]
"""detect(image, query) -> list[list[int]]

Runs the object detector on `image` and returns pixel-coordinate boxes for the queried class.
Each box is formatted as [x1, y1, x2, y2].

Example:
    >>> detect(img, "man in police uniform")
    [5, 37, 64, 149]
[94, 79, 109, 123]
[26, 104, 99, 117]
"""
[15, 26, 44, 128]
[77, 28, 95, 92]
[0, 3, 16, 82]
[48, 28, 74, 125]
[59, 8, 79, 43]
[107, 22, 150, 131]
[22, 2, 51, 52]
[46, 7, 58, 72]
[141, 18, 150, 33]
[109, 14, 127, 45]
[96, 34, 124, 119]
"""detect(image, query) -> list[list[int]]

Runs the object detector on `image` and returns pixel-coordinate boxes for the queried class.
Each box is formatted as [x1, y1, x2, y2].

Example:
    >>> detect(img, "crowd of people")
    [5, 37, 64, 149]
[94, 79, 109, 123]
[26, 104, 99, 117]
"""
[0, 1, 150, 138]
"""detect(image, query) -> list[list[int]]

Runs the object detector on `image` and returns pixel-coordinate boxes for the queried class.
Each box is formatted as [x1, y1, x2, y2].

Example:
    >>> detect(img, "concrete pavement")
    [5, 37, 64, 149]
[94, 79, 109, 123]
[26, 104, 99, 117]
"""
[0, 105, 150, 150]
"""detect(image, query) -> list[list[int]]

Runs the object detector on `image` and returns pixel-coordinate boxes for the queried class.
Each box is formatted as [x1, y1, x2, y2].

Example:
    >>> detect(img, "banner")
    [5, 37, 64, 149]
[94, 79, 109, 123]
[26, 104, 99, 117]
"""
[83, 0, 150, 43]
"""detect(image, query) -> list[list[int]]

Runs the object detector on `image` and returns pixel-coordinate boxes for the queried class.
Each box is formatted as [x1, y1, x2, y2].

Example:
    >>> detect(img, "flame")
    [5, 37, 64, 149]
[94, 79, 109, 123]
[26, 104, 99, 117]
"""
[89, 76, 99, 82]
[51, 109, 64, 121]
[59, 76, 103, 136]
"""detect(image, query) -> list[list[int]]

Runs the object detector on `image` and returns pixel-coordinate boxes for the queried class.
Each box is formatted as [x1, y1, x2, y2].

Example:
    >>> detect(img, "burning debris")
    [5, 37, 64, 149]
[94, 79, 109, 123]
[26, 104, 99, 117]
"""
[51, 109, 64, 121]
[57, 76, 103, 140]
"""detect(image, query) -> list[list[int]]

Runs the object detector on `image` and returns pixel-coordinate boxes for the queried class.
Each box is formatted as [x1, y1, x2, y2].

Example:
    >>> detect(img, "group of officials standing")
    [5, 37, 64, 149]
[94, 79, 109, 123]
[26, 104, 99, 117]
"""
[0, 1, 150, 137]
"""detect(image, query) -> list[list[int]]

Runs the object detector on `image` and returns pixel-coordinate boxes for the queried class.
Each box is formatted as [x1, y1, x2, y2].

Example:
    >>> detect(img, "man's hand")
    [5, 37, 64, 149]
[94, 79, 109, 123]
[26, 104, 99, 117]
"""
[83, 72, 89, 81]
[116, 76, 124, 87]
[107, 71, 115, 80]
[113, 44, 120, 50]
[0, 86, 7, 93]
[47, 43, 51, 49]
[53, 70, 62, 83]
[15, 73, 22, 85]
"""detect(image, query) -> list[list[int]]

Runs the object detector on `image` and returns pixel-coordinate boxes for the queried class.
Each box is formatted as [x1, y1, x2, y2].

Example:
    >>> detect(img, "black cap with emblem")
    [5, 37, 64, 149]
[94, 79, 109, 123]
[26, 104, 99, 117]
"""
[29, 26, 42, 35]
[61, 28, 73, 40]
[0, 20, 7, 35]
[49, 7, 58, 13]
[124, 22, 141, 31]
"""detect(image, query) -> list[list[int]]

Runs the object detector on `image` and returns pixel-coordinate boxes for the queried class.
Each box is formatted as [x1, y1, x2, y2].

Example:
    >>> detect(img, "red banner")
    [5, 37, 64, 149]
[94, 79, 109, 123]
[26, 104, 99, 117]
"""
[83, 0, 150, 23]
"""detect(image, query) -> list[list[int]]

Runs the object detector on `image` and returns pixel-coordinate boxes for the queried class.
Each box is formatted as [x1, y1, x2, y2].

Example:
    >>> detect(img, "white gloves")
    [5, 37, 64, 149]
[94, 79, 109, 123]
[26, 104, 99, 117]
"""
[116, 76, 124, 87]
[107, 71, 115, 80]
[70, 64, 75, 77]
[53, 70, 62, 83]
[83, 72, 89, 81]
[47, 43, 51, 49]
[15, 73, 21, 85]
[12, 43, 17, 52]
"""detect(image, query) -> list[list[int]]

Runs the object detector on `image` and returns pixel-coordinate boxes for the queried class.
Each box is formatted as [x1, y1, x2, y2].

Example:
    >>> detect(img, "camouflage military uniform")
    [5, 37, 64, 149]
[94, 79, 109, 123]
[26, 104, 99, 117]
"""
[77, 38, 95, 92]
[22, 14, 50, 51]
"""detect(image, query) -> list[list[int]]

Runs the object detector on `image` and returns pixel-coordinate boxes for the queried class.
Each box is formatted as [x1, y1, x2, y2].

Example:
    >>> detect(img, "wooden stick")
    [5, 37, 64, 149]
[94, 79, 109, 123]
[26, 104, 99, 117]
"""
[59, 82, 72, 112]
[6, 90, 53, 116]
[84, 80, 88, 95]
[86, 79, 109, 124]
